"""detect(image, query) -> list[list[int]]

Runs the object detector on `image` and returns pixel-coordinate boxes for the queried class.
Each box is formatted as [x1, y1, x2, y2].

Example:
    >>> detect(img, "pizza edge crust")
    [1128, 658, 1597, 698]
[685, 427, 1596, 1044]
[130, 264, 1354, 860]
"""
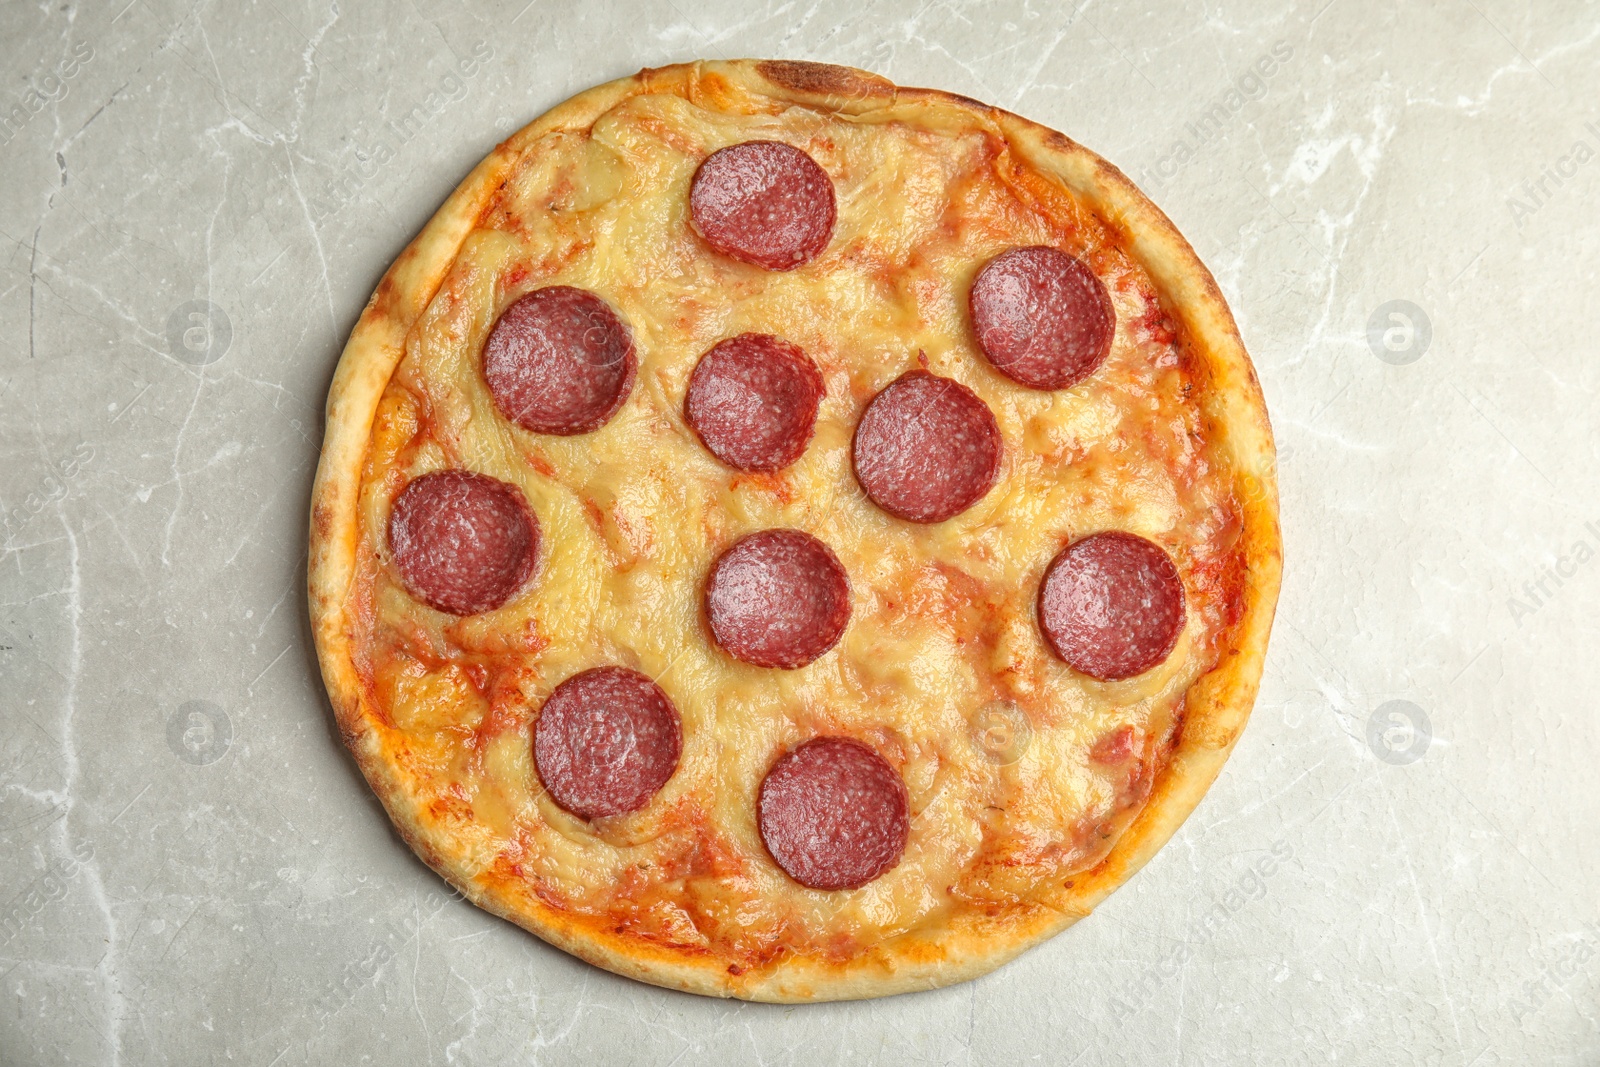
[307, 59, 1282, 1003]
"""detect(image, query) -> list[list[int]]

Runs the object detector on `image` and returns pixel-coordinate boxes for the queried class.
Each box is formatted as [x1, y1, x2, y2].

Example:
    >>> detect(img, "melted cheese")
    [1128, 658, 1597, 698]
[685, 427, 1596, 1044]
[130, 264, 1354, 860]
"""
[352, 89, 1242, 965]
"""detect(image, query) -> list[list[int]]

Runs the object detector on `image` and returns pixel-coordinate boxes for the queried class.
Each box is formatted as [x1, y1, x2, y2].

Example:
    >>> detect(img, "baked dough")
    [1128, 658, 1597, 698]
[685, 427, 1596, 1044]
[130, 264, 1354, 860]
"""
[308, 59, 1281, 1002]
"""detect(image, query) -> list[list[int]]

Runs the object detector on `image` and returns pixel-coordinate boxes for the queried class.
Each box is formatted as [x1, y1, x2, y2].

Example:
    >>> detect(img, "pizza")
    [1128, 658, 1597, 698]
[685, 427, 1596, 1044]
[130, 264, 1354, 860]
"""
[307, 59, 1281, 1002]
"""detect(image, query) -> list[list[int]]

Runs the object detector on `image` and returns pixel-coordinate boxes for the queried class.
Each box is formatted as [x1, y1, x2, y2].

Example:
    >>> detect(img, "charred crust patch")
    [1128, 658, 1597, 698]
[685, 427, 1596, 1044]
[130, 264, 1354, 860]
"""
[1045, 128, 1081, 154]
[371, 274, 401, 319]
[312, 500, 334, 540]
[757, 60, 890, 99]
[940, 91, 991, 112]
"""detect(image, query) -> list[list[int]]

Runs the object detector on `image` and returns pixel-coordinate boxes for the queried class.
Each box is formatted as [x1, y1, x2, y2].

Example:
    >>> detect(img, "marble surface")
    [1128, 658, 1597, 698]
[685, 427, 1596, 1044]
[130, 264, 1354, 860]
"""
[2, 0, 1597, 1063]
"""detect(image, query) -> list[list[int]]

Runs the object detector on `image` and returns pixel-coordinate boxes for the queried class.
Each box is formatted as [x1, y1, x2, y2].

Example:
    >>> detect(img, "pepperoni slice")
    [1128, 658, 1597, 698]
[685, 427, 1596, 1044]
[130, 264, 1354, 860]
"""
[1037, 531, 1186, 681]
[706, 530, 850, 669]
[387, 469, 538, 616]
[685, 333, 825, 472]
[758, 737, 909, 890]
[533, 667, 682, 820]
[482, 286, 636, 435]
[689, 141, 836, 270]
[852, 371, 1002, 524]
[970, 246, 1114, 390]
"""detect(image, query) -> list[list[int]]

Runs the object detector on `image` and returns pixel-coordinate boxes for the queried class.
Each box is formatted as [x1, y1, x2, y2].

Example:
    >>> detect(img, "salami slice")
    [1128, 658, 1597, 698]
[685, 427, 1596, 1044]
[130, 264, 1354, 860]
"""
[1037, 531, 1186, 681]
[482, 286, 636, 435]
[706, 530, 850, 669]
[533, 667, 682, 820]
[689, 141, 836, 270]
[387, 469, 538, 616]
[685, 333, 825, 472]
[970, 246, 1114, 390]
[852, 371, 1002, 524]
[758, 737, 909, 891]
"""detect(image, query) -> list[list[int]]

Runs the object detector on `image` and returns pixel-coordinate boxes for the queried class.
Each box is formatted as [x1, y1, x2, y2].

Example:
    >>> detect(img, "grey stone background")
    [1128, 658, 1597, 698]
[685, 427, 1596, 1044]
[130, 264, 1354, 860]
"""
[2, 0, 1597, 1063]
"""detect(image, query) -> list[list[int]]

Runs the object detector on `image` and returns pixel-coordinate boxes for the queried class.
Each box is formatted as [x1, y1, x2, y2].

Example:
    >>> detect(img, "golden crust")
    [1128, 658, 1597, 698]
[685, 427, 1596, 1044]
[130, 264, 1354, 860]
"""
[308, 59, 1281, 1002]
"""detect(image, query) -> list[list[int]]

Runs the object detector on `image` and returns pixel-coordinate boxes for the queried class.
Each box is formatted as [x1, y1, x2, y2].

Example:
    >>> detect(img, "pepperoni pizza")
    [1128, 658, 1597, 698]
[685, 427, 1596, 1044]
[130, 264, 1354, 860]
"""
[308, 60, 1281, 1002]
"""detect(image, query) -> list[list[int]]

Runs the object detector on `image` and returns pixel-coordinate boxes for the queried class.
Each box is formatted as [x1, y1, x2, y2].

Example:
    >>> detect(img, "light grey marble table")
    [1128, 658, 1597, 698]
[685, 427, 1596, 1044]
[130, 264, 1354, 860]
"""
[3, 1, 1597, 1063]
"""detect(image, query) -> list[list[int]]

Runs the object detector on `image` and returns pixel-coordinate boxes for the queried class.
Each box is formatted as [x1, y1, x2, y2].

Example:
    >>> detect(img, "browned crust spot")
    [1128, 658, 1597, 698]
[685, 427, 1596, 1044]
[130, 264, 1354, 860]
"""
[311, 500, 333, 540]
[756, 60, 893, 100]
[937, 91, 992, 112]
